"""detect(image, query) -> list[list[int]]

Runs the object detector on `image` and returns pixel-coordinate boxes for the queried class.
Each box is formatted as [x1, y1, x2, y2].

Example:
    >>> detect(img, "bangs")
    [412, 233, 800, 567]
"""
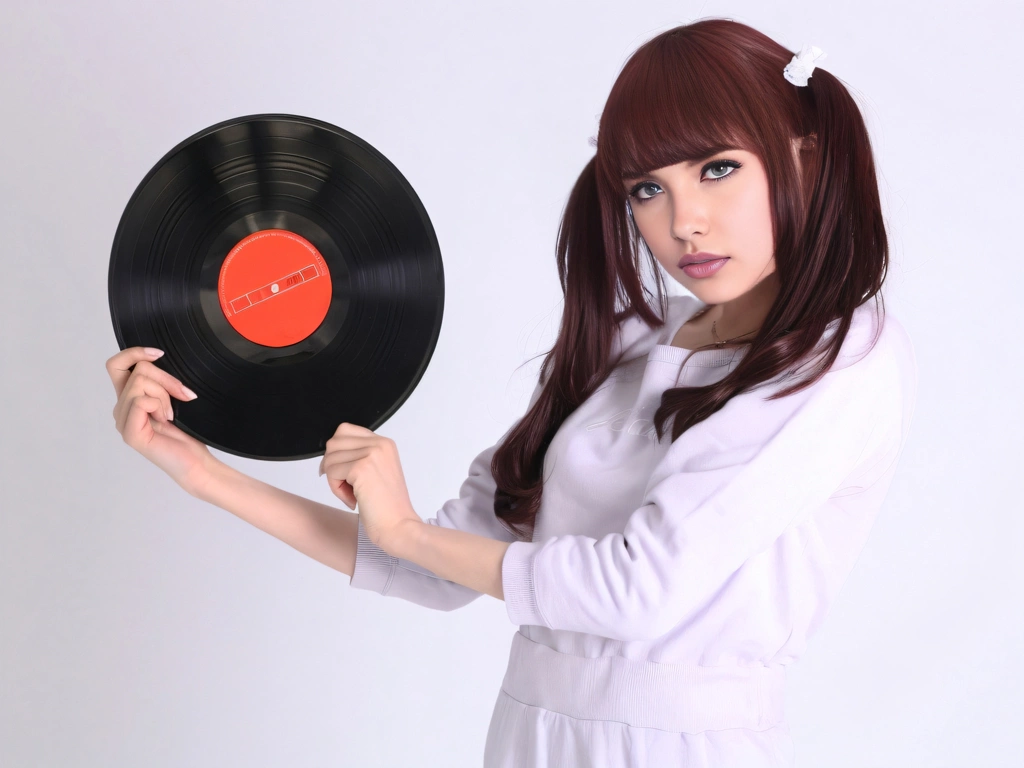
[599, 41, 758, 182]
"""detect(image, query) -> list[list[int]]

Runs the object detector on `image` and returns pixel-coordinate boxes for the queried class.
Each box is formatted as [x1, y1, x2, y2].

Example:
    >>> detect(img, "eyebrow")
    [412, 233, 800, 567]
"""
[621, 149, 741, 183]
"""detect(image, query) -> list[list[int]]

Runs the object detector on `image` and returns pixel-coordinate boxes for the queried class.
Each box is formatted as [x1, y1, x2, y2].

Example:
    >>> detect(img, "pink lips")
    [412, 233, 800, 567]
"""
[678, 252, 727, 267]
[679, 254, 729, 279]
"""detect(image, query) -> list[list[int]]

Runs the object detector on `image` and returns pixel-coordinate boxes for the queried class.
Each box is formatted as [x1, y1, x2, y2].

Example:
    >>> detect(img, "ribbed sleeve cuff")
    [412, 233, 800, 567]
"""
[502, 540, 547, 627]
[349, 517, 397, 593]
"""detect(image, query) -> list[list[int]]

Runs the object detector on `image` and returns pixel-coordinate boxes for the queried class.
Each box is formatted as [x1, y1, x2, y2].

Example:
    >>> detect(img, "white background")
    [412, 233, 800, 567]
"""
[1, 1, 1020, 766]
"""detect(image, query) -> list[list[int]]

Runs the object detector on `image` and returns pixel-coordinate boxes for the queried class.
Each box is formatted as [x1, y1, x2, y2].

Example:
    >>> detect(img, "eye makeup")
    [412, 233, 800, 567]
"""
[626, 159, 742, 204]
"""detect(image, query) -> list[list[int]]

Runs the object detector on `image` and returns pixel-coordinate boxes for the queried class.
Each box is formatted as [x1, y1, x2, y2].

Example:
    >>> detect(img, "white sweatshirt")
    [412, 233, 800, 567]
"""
[349, 294, 918, 670]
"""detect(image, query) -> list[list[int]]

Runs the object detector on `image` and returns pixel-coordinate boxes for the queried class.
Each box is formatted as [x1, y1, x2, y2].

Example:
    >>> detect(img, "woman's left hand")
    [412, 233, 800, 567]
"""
[319, 423, 421, 553]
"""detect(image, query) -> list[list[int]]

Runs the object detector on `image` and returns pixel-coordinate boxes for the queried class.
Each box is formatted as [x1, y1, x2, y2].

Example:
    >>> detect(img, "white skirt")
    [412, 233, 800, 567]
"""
[483, 631, 795, 768]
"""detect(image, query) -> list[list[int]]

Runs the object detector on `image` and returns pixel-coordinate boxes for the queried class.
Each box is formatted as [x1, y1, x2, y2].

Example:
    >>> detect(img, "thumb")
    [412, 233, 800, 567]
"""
[337, 479, 356, 510]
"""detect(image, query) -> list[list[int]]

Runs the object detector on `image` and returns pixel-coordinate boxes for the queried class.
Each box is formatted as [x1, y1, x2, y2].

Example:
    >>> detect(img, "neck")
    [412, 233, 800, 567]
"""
[704, 273, 780, 341]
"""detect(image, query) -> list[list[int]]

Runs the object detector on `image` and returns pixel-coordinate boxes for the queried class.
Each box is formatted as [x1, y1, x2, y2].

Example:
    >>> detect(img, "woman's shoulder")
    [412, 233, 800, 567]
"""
[773, 301, 918, 436]
[740, 300, 916, 419]
[821, 301, 917, 397]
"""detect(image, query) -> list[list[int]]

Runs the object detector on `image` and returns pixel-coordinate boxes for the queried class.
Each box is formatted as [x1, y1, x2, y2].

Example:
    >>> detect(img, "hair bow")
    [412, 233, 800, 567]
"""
[783, 44, 827, 86]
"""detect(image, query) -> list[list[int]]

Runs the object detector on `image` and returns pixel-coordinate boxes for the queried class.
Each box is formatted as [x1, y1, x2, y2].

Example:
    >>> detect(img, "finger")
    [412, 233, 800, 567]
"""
[320, 447, 372, 477]
[139, 373, 175, 422]
[324, 432, 380, 454]
[315, 453, 356, 508]
[121, 394, 164, 450]
[106, 347, 165, 398]
[151, 417, 208, 455]
[341, 481, 356, 509]
[333, 479, 356, 510]
[114, 373, 168, 431]
[131, 359, 200, 407]
[332, 421, 376, 438]
[106, 348, 200, 405]
[115, 374, 173, 435]
[319, 446, 369, 473]
[151, 416, 193, 441]
[322, 459, 362, 509]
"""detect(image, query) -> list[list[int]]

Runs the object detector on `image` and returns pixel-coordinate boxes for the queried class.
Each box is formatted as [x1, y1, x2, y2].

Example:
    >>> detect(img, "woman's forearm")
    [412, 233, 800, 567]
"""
[389, 520, 511, 601]
[191, 458, 359, 577]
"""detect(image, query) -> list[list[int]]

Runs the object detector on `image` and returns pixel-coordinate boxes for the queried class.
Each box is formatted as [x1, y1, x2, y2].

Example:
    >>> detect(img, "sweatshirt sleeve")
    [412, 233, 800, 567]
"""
[348, 379, 543, 611]
[500, 339, 908, 641]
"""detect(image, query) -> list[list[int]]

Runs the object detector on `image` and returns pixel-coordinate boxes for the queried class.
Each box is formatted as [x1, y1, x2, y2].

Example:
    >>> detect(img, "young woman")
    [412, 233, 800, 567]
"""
[107, 18, 918, 768]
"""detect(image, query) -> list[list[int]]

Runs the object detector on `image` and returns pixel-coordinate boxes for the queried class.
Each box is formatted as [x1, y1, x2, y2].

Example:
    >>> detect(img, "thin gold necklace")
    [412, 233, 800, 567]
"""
[693, 305, 759, 347]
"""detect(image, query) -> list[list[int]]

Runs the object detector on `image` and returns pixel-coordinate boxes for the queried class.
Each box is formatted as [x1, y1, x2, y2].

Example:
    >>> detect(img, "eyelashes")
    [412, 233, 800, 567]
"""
[627, 159, 742, 205]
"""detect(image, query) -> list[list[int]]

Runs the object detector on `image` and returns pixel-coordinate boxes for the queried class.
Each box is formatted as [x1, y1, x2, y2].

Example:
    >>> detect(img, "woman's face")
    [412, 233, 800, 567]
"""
[622, 147, 780, 306]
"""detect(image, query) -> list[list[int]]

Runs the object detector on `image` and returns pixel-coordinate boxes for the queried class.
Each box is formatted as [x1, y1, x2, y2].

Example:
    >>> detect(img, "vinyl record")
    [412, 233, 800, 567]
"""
[108, 114, 444, 461]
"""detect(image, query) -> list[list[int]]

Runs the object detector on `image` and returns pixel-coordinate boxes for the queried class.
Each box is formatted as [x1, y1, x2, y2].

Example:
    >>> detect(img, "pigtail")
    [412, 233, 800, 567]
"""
[799, 66, 888, 318]
[490, 156, 623, 541]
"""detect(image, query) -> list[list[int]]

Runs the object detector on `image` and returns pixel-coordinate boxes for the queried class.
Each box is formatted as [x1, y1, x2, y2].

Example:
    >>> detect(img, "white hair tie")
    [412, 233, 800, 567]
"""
[783, 44, 827, 86]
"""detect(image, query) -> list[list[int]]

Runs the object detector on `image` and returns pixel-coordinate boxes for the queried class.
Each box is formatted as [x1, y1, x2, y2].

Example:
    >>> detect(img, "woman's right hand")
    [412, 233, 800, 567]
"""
[106, 346, 215, 496]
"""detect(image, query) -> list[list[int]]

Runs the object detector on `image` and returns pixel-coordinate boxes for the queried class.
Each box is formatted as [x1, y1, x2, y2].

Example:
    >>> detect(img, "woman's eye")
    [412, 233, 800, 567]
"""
[702, 160, 741, 182]
[631, 182, 660, 201]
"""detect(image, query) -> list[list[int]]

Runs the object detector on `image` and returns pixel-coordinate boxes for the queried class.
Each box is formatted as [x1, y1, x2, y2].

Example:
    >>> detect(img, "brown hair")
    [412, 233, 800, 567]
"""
[491, 18, 888, 541]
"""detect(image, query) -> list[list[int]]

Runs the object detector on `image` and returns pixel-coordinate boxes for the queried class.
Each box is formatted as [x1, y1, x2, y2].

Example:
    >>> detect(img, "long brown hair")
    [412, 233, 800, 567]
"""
[491, 18, 889, 542]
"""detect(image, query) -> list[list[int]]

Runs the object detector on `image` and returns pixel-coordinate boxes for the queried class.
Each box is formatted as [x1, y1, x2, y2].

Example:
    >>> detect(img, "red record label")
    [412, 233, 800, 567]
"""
[217, 229, 332, 347]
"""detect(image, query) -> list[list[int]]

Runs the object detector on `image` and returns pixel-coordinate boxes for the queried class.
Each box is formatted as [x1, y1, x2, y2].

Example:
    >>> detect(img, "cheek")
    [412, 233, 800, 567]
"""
[727, 181, 774, 258]
[634, 216, 675, 269]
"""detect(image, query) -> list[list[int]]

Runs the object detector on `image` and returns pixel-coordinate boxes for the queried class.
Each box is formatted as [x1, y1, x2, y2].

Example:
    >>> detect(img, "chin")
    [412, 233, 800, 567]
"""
[677, 279, 733, 304]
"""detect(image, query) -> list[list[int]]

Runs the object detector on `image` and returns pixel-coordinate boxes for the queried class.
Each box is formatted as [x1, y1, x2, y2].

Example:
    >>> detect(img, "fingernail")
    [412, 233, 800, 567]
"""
[166, 407, 174, 420]
[145, 348, 165, 358]
[182, 386, 198, 400]
[318, 466, 324, 477]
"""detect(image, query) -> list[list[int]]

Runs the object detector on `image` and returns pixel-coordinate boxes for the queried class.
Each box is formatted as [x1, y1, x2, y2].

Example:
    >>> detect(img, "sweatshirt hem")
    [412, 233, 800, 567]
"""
[499, 630, 787, 733]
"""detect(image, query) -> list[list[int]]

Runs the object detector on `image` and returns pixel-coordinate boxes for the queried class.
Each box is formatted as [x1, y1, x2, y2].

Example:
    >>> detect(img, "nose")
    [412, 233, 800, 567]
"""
[669, 193, 708, 242]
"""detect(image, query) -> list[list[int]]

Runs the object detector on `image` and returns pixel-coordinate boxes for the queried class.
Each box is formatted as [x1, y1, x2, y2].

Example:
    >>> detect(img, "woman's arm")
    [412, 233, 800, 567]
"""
[389, 519, 511, 601]
[191, 458, 360, 577]
[346, 440, 522, 611]
[183, 377, 544, 607]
